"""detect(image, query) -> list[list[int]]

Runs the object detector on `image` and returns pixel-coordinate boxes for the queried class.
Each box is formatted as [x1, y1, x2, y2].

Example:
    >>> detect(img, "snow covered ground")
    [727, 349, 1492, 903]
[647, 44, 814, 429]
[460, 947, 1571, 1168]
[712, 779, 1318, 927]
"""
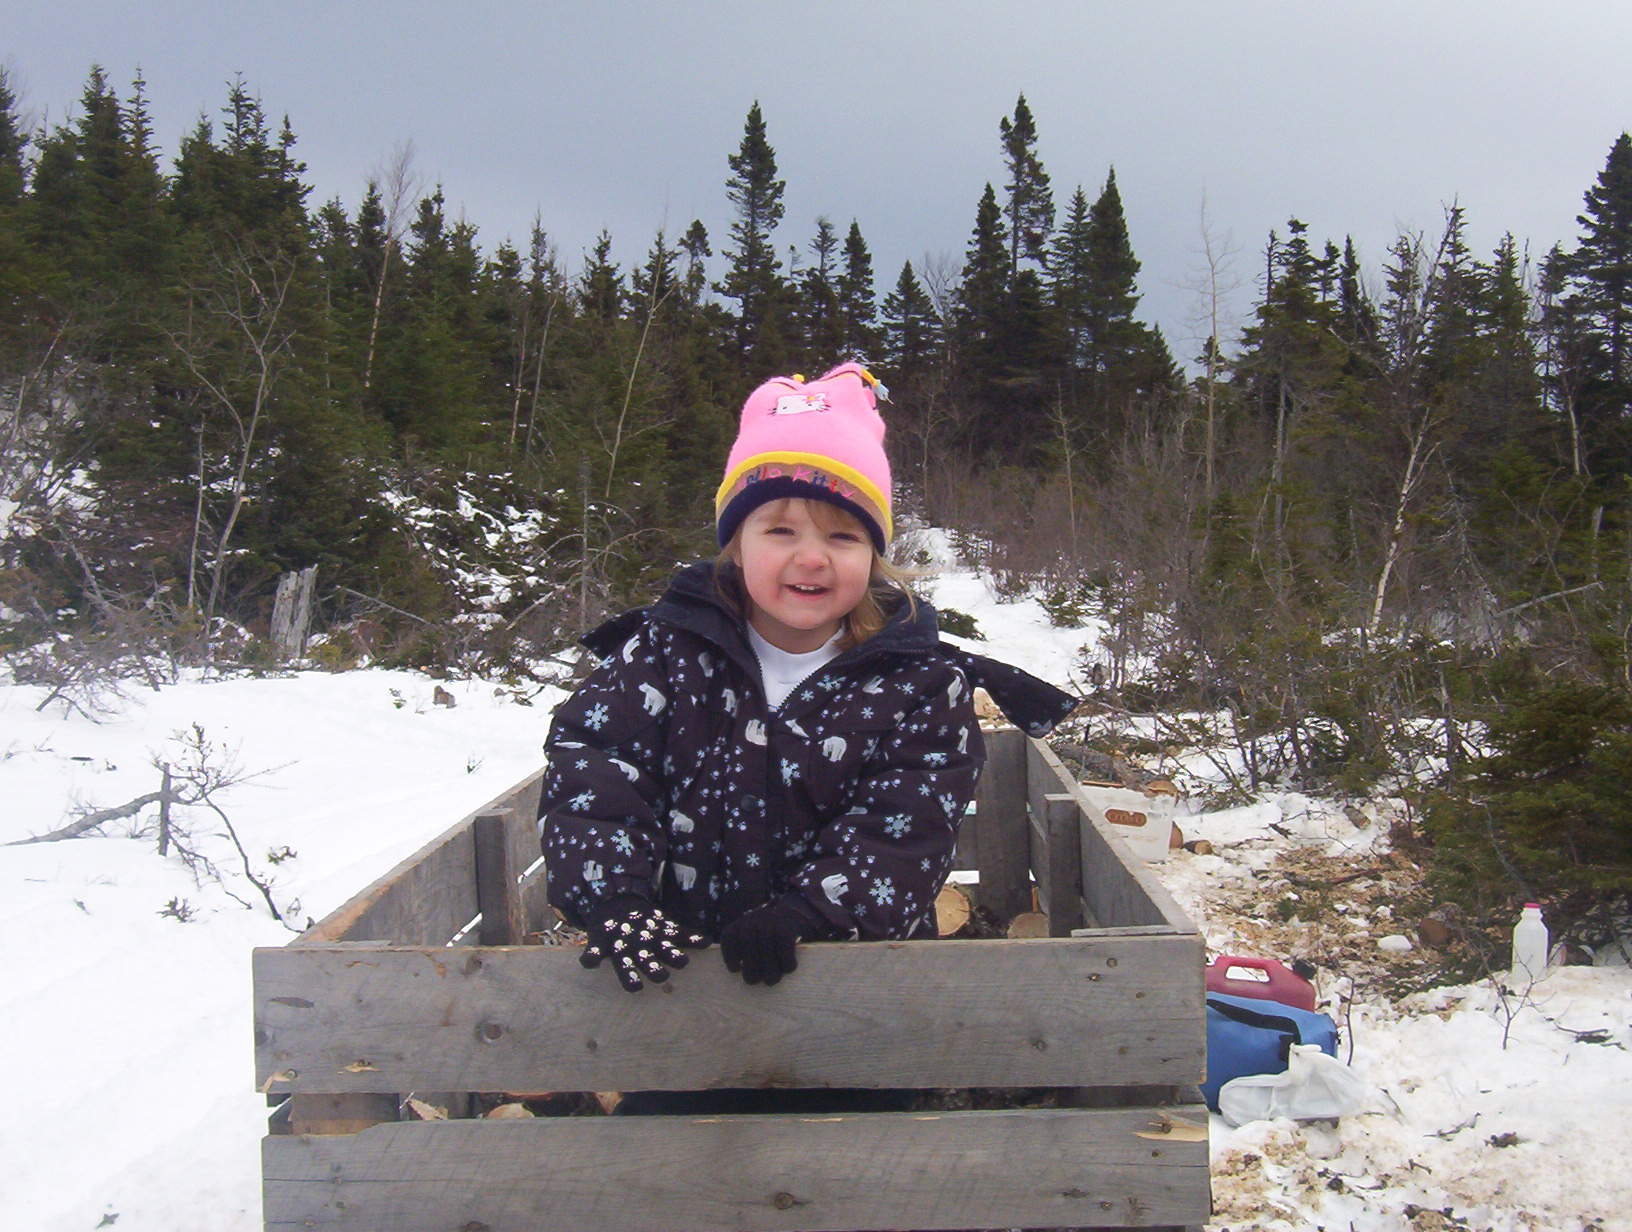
[2, 562, 1629, 1231]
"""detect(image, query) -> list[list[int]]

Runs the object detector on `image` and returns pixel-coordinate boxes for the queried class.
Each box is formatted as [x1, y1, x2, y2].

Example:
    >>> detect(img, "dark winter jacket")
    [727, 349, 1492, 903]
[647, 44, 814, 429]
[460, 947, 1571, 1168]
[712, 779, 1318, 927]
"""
[539, 562, 1075, 942]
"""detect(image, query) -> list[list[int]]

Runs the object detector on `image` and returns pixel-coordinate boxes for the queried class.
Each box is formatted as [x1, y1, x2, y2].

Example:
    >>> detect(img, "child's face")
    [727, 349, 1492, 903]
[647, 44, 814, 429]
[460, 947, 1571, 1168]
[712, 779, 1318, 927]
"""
[733, 499, 875, 654]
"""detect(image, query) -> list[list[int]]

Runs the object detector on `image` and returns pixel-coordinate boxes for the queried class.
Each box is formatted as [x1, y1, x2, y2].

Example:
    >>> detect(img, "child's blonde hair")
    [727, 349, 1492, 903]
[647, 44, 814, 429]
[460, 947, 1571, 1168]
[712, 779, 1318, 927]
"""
[715, 497, 917, 650]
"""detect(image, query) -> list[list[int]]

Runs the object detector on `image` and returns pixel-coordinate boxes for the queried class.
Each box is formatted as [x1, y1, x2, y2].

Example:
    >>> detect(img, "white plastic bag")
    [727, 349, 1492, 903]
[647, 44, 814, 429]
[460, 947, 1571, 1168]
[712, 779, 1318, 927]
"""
[1217, 1044, 1369, 1127]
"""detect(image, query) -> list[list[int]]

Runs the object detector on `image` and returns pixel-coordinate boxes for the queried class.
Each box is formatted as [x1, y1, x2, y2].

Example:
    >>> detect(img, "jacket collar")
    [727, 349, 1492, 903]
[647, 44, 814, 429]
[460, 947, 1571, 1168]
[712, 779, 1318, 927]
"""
[583, 561, 938, 669]
[582, 561, 1080, 735]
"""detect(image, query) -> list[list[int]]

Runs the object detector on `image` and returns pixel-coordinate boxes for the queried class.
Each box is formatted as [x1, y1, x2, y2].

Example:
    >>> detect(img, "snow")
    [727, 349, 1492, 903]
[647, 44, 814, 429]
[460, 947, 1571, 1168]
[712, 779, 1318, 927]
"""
[1163, 784, 1632, 1232]
[1, 564, 1630, 1231]
[0, 668, 561, 1231]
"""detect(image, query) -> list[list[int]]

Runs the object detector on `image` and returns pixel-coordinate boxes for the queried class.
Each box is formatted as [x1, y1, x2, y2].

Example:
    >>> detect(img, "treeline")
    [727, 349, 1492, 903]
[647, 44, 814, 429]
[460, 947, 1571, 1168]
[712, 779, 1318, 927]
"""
[0, 72, 1182, 634]
[3, 66, 1632, 911]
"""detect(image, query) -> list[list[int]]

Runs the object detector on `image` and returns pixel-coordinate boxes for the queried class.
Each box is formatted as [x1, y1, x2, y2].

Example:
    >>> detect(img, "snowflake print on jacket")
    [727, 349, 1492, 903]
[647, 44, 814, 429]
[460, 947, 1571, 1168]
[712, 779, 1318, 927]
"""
[539, 562, 1076, 942]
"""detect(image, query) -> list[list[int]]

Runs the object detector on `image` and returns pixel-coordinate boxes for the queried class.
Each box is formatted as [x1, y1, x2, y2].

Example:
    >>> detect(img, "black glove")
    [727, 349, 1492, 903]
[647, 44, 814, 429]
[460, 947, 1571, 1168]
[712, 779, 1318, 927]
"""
[719, 902, 809, 986]
[581, 895, 710, 992]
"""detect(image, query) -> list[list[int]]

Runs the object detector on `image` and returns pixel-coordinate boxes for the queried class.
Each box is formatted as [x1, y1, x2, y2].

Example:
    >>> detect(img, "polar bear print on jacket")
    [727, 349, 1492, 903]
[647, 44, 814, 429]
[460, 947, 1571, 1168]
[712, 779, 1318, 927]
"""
[639, 682, 667, 715]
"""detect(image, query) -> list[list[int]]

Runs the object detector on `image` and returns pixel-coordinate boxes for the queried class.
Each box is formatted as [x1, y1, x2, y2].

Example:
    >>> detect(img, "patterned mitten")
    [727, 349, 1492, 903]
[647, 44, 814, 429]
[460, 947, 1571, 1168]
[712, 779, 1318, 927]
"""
[582, 895, 711, 992]
[719, 902, 809, 986]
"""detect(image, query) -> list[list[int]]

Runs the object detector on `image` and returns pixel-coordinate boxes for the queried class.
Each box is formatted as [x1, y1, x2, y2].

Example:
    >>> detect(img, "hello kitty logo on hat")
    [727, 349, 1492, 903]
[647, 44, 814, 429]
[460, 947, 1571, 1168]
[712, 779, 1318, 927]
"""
[716, 363, 893, 551]
[773, 393, 829, 415]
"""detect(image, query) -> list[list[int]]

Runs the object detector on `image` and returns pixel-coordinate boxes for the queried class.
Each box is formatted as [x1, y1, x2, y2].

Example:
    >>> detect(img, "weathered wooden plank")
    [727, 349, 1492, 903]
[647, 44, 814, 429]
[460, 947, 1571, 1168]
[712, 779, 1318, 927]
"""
[518, 862, 551, 935]
[262, 1103, 1210, 1232]
[499, 769, 545, 888]
[1025, 792, 1084, 931]
[1040, 793, 1086, 934]
[255, 933, 1205, 1095]
[304, 822, 479, 946]
[1077, 793, 1183, 931]
[973, 727, 1030, 918]
[297, 766, 547, 946]
[1025, 737, 1193, 932]
[1027, 798, 1050, 911]
[474, 812, 524, 946]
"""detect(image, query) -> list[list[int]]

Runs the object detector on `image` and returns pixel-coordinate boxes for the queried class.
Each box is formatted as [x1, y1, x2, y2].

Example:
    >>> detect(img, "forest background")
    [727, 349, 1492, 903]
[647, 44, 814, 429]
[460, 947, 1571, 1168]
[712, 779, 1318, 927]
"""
[3, 65, 1632, 942]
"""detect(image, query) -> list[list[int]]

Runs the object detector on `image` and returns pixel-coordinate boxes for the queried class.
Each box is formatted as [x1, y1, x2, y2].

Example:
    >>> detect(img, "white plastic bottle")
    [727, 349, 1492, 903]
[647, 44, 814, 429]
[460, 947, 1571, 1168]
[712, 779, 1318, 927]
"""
[1511, 902, 1549, 984]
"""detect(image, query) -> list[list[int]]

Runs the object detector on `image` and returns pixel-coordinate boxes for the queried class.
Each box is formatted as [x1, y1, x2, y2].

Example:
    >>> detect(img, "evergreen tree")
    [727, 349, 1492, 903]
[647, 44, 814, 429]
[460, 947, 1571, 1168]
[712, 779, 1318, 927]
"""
[366, 186, 487, 448]
[679, 219, 711, 307]
[1049, 185, 1093, 369]
[1574, 133, 1632, 385]
[578, 228, 624, 323]
[1337, 236, 1378, 356]
[1081, 170, 1142, 370]
[0, 67, 24, 205]
[881, 260, 940, 379]
[998, 94, 1053, 277]
[1566, 132, 1632, 475]
[799, 216, 843, 366]
[1066, 168, 1178, 431]
[837, 219, 878, 361]
[718, 101, 788, 372]
[1422, 205, 1482, 399]
[169, 76, 309, 245]
[953, 182, 1010, 378]
[31, 66, 171, 299]
[1538, 243, 1601, 477]
[0, 68, 42, 366]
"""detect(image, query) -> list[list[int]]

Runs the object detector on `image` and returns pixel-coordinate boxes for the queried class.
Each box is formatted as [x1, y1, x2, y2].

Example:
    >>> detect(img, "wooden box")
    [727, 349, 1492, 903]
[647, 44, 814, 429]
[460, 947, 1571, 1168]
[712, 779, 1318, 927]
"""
[254, 729, 1209, 1231]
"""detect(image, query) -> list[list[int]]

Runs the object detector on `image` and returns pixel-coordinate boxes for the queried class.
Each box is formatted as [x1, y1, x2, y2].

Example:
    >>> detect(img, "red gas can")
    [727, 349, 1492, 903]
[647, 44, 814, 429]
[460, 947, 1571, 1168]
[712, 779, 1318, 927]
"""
[1205, 954, 1316, 1011]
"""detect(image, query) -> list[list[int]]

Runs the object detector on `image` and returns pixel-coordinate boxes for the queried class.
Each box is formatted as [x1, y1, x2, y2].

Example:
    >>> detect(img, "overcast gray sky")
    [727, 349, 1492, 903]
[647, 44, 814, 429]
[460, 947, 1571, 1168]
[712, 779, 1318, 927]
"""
[9, 2, 1632, 364]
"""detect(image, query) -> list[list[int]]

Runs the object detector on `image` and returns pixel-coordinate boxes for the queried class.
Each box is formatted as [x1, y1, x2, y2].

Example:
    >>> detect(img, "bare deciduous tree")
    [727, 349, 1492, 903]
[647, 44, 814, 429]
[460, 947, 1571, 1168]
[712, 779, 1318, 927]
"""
[362, 140, 419, 392]
[164, 238, 297, 636]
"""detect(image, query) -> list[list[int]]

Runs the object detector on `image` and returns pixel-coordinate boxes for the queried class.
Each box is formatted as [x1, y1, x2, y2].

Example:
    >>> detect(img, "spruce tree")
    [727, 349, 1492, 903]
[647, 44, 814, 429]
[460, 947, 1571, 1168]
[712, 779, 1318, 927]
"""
[998, 94, 1053, 277]
[1082, 171, 1140, 360]
[579, 228, 624, 323]
[679, 219, 711, 307]
[1337, 236, 1378, 356]
[31, 67, 170, 298]
[718, 101, 788, 372]
[954, 182, 1010, 370]
[1049, 185, 1093, 369]
[837, 220, 878, 362]
[881, 260, 940, 379]
[0, 68, 41, 366]
[800, 216, 843, 367]
[0, 68, 24, 206]
[1566, 132, 1632, 474]
[1573, 133, 1632, 386]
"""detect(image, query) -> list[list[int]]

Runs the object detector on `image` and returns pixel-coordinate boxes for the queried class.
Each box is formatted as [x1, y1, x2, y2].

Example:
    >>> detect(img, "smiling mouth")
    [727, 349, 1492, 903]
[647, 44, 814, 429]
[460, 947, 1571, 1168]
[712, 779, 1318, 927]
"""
[786, 584, 829, 596]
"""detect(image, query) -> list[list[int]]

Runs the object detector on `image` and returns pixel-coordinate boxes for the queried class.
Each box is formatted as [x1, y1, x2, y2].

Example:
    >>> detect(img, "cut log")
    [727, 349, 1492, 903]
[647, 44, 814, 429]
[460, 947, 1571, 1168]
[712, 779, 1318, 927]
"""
[934, 882, 971, 936]
[1006, 912, 1049, 939]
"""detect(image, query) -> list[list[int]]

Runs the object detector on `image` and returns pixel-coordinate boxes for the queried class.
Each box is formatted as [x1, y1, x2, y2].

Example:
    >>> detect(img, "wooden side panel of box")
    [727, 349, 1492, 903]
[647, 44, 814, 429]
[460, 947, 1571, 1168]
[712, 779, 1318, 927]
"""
[263, 1102, 1210, 1232]
[255, 934, 1205, 1096]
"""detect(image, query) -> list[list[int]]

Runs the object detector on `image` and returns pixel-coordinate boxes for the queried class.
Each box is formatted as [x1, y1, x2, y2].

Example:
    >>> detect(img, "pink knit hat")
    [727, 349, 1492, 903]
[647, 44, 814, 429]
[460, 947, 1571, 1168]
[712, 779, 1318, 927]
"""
[715, 362, 893, 551]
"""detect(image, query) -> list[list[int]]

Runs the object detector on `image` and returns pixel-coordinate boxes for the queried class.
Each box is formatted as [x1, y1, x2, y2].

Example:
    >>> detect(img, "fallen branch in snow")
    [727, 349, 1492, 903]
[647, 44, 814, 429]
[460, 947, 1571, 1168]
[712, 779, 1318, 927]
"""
[7, 791, 166, 845]
[1284, 864, 1391, 890]
[332, 585, 436, 628]
[1431, 1113, 1480, 1138]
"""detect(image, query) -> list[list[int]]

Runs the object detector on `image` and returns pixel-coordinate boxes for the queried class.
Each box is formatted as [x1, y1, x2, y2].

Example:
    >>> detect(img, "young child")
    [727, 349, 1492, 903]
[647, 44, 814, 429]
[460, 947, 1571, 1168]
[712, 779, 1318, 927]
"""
[539, 362, 1075, 991]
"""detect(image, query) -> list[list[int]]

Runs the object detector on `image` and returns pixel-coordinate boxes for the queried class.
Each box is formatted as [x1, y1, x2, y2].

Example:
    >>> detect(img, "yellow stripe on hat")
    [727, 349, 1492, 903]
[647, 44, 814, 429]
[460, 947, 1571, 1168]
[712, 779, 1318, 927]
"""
[715, 451, 893, 540]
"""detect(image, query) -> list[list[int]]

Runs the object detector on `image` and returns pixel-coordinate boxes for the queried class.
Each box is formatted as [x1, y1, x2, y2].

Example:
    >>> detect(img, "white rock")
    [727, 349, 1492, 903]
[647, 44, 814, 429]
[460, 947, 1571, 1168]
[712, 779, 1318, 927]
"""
[1377, 934, 1414, 953]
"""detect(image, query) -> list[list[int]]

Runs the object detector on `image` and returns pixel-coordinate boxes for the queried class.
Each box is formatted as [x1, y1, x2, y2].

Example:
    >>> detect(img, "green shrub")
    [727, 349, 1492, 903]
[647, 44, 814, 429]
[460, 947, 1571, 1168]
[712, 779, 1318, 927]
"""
[936, 607, 984, 641]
